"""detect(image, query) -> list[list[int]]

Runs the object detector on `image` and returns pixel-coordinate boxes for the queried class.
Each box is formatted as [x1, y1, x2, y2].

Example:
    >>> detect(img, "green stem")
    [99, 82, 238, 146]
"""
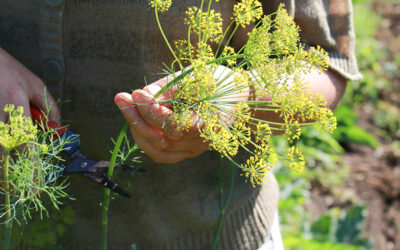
[154, 54, 246, 99]
[224, 24, 239, 49]
[210, 159, 235, 250]
[101, 123, 129, 250]
[3, 151, 12, 250]
[154, 8, 183, 70]
[215, 21, 234, 56]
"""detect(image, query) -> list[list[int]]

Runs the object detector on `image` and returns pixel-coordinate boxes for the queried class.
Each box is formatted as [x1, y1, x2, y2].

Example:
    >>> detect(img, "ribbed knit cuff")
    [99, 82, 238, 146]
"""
[328, 50, 363, 82]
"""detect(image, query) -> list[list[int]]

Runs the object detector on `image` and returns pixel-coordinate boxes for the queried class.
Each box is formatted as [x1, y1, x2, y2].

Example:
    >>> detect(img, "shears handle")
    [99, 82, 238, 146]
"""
[30, 106, 80, 156]
[30, 106, 69, 137]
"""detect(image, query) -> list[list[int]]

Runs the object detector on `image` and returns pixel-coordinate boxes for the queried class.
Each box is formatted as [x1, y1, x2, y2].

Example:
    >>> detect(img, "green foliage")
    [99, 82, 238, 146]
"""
[0, 104, 76, 249]
[336, 205, 369, 247]
[274, 126, 371, 249]
[0, 105, 74, 222]
[374, 102, 400, 137]
[333, 105, 378, 148]
[283, 235, 362, 250]
[0, 205, 75, 249]
[342, 2, 386, 105]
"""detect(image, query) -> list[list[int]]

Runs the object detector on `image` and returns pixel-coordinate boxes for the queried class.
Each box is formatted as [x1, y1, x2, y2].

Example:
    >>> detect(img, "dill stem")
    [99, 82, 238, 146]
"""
[210, 159, 235, 250]
[154, 54, 245, 99]
[3, 151, 12, 250]
[101, 123, 129, 250]
[154, 8, 183, 70]
[224, 24, 239, 50]
[215, 21, 234, 56]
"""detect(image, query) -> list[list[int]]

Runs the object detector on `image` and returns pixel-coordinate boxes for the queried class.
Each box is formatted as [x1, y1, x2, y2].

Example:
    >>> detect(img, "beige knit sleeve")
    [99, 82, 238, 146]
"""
[290, 0, 363, 81]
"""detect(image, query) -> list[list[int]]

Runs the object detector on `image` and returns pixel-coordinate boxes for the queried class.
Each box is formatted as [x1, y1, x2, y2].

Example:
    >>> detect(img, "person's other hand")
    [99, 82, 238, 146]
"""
[114, 75, 210, 164]
[0, 48, 60, 122]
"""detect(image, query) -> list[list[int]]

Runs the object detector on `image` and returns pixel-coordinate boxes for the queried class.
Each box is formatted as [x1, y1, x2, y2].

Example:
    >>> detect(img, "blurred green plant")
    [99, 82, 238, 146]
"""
[271, 0, 394, 249]
[0, 205, 75, 249]
[342, 2, 386, 105]
[283, 235, 361, 250]
[333, 105, 378, 148]
[374, 102, 400, 138]
[274, 128, 371, 249]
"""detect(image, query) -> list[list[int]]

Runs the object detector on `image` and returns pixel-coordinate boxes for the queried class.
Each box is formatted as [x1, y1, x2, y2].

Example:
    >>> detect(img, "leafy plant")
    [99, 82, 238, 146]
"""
[0, 205, 75, 249]
[283, 235, 362, 250]
[0, 105, 75, 249]
[333, 105, 378, 148]
[342, 2, 386, 106]
[101, 125, 141, 250]
[144, 0, 335, 187]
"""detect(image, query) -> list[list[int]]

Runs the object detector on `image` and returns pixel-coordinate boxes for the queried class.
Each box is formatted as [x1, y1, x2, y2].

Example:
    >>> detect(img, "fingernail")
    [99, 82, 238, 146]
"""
[115, 98, 131, 108]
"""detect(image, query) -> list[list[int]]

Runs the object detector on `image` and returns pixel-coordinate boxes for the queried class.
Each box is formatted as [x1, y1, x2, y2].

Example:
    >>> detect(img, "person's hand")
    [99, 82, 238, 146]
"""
[114, 76, 209, 164]
[0, 48, 60, 122]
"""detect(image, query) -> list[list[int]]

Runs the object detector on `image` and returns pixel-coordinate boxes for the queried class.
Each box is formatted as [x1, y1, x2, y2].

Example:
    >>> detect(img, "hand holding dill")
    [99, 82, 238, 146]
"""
[115, 0, 336, 187]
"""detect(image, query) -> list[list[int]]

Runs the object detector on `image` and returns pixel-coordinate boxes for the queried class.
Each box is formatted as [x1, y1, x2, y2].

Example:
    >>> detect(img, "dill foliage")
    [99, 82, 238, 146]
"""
[0, 105, 73, 223]
[147, 0, 336, 187]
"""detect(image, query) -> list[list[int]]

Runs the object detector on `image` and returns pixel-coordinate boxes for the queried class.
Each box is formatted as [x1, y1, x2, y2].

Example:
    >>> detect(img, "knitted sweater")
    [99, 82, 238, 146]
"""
[0, 0, 361, 249]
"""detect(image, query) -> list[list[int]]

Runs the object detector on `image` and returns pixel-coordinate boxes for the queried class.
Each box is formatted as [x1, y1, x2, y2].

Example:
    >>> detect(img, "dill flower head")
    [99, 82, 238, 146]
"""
[241, 145, 277, 187]
[152, 2, 335, 187]
[149, 0, 172, 12]
[185, 7, 223, 43]
[233, 0, 263, 27]
[0, 104, 37, 152]
[285, 146, 305, 172]
[175, 40, 193, 63]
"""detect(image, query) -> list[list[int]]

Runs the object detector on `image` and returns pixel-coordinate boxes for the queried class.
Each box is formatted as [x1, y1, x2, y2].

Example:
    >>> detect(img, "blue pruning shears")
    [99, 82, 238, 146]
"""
[30, 106, 144, 198]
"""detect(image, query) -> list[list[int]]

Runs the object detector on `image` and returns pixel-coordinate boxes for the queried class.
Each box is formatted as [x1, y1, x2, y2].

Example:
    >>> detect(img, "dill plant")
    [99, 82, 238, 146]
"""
[0, 105, 71, 249]
[146, 0, 336, 186]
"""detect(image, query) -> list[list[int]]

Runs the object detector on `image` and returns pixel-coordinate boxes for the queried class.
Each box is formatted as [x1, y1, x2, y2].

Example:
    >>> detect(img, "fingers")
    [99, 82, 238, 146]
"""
[115, 92, 209, 164]
[115, 92, 171, 150]
[0, 48, 60, 123]
[115, 92, 196, 164]
[132, 89, 203, 140]
[143, 76, 177, 103]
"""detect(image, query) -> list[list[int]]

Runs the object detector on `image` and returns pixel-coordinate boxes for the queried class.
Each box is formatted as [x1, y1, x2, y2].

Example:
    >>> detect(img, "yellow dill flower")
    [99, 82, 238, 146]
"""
[245, 15, 273, 67]
[284, 121, 302, 143]
[185, 7, 223, 43]
[151, 2, 334, 188]
[316, 109, 337, 133]
[201, 122, 239, 157]
[175, 62, 218, 104]
[232, 68, 251, 93]
[241, 145, 277, 187]
[174, 40, 193, 62]
[255, 123, 272, 143]
[149, 0, 172, 13]
[169, 104, 194, 132]
[285, 146, 305, 172]
[0, 105, 37, 152]
[196, 42, 215, 62]
[245, 5, 300, 68]
[221, 46, 237, 67]
[233, 0, 263, 27]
